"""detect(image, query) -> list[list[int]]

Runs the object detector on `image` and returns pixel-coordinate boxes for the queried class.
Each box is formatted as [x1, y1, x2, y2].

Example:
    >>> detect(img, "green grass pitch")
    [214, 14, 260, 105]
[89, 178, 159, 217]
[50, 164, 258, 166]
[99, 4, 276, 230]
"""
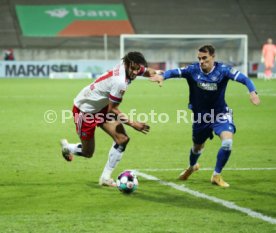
[0, 78, 275, 233]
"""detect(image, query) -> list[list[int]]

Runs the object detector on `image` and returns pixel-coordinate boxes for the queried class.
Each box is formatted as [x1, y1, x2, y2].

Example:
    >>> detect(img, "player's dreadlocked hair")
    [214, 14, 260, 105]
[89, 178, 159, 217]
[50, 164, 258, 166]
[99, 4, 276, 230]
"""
[122, 51, 148, 67]
[198, 45, 216, 56]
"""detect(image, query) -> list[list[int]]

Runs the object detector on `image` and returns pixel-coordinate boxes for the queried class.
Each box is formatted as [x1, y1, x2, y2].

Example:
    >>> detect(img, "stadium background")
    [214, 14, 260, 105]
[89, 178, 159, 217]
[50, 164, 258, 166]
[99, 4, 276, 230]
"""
[1, 0, 275, 64]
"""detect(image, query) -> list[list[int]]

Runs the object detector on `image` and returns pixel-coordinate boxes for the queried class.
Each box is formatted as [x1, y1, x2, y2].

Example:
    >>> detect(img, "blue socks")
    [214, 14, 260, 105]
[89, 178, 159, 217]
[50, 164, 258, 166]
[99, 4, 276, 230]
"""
[215, 148, 231, 173]
[189, 149, 201, 166]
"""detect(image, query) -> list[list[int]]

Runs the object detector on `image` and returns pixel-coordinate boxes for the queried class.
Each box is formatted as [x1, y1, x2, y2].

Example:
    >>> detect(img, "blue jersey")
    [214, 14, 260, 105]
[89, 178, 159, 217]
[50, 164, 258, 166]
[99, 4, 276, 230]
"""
[163, 62, 256, 115]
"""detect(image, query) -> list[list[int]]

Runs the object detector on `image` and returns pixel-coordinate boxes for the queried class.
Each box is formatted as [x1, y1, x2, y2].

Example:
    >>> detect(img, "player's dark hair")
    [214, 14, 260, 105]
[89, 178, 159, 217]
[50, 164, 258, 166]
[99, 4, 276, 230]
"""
[198, 45, 215, 56]
[122, 51, 148, 67]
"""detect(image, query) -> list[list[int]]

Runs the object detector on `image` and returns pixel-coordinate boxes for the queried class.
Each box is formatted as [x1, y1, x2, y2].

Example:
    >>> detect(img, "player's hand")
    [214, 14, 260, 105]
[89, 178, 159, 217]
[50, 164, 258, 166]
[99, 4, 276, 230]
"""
[250, 91, 260, 105]
[131, 121, 150, 134]
[155, 70, 164, 75]
[149, 74, 164, 87]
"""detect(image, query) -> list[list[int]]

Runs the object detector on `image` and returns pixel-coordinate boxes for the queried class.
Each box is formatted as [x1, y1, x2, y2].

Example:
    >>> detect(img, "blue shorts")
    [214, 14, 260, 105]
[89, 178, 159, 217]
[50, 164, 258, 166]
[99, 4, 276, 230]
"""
[192, 111, 236, 145]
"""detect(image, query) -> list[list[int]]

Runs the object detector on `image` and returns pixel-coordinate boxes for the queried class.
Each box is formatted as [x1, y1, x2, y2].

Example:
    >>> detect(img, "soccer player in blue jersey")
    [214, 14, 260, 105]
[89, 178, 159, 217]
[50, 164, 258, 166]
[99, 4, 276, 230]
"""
[151, 45, 260, 187]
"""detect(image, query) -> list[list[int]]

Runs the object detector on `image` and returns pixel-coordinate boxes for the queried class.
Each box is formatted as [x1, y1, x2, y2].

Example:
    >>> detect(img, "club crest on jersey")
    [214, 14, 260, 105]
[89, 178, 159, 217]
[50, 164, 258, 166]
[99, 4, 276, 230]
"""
[197, 82, 217, 91]
[210, 76, 218, 81]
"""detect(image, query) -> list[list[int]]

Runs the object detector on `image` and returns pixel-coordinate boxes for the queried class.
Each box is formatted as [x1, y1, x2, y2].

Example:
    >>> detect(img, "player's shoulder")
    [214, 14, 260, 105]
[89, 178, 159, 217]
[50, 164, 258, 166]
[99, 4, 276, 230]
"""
[112, 70, 127, 89]
[112, 75, 127, 88]
[215, 62, 232, 72]
[216, 61, 229, 68]
[111, 62, 125, 80]
[180, 62, 199, 71]
[112, 62, 123, 76]
[215, 62, 240, 77]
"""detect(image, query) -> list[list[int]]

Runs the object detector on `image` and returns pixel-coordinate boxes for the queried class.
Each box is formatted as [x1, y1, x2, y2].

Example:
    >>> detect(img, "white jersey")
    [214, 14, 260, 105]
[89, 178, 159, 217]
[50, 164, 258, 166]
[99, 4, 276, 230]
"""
[74, 62, 128, 113]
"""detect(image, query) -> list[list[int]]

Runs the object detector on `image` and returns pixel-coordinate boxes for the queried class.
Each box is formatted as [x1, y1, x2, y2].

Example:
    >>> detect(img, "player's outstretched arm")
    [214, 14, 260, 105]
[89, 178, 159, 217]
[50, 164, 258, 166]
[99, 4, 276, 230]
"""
[148, 73, 164, 87]
[130, 121, 150, 134]
[142, 68, 164, 86]
[233, 72, 260, 106]
[249, 91, 261, 105]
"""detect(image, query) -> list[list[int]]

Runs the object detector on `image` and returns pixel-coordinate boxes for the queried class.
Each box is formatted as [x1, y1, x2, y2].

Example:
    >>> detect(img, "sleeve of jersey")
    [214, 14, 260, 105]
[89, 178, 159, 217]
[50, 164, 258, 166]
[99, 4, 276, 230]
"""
[228, 69, 256, 92]
[109, 82, 126, 103]
[235, 73, 256, 92]
[163, 67, 188, 80]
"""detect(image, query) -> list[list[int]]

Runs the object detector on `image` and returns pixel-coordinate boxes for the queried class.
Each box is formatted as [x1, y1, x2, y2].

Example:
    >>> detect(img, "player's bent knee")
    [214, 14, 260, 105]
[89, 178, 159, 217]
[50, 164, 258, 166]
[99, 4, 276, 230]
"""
[221, 139, 233, 151]
[193, 144, 204, 154]
[116, 135, 130, 146]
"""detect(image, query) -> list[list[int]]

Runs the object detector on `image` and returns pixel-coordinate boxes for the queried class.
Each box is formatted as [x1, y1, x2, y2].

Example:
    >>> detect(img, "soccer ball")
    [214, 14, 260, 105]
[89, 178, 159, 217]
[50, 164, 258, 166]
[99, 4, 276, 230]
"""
[116, 170, 138, 194]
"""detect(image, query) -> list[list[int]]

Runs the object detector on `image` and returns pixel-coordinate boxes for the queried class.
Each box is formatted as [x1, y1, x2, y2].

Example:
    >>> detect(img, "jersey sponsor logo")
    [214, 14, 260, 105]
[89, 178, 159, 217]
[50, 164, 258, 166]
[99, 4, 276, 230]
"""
[197, 82, 217, 91]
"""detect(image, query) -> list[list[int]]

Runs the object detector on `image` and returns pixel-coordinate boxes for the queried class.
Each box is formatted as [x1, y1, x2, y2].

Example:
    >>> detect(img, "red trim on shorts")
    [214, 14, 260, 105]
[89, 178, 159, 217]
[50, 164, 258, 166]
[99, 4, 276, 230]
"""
[72, 105, 108, 140]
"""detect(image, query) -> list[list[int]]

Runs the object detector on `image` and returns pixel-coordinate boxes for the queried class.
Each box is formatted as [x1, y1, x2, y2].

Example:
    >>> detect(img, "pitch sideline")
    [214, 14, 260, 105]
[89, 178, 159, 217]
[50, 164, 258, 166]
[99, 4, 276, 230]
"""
[136, 167, 276, 172]
[136, 171, 276, 225]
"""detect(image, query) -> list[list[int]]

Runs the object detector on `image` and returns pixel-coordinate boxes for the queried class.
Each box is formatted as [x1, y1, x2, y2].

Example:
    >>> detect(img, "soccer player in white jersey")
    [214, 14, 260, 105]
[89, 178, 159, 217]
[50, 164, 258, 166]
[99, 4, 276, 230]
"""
[60, 51, 157, 187]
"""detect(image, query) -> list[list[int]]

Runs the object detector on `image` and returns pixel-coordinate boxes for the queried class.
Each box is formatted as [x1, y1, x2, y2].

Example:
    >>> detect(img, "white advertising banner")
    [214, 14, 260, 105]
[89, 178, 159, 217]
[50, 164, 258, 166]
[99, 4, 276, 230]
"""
[0, 60, 117, 78]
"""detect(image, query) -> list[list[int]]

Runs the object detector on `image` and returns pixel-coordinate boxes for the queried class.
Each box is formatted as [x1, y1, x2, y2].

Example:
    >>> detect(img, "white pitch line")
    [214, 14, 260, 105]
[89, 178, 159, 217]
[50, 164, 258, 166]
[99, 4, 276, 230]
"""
[137, 167, 276, 172]
[136, 171, 276, 225]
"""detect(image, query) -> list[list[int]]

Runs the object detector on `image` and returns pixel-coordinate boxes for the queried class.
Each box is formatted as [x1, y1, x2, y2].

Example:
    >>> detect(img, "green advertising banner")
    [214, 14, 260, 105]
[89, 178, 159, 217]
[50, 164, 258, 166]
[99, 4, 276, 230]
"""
[16, 4, 134, 37]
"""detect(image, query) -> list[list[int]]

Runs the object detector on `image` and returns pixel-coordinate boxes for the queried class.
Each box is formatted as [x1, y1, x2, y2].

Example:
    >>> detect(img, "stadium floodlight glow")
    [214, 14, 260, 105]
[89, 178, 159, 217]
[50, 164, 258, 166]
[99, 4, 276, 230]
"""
[120, 34, 248, 75]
